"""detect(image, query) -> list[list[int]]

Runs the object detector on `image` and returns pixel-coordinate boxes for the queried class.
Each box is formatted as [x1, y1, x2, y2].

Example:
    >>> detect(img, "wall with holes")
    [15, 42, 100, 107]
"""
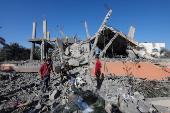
[90, 61, 170, 80]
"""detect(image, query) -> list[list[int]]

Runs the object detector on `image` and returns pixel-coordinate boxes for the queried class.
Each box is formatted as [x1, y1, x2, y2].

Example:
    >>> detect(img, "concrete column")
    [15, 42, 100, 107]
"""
[43, 20, 47, 39]
[30, 43, 35, 60]
[43, 20, 47, 60]
[99, 33, 118, 58]
[32, 22, 36, 39]
[30, 22, 36, 61]
[47, 31, 50, 41]
[41, 42, 43, 61]
[98, 9, 112, 32]
[89, 36, 99, 59]
[44, 41, 48, 59]
[46, 47, 48, 58]
[46, 31, 50, 58]
[41, 39, 45, 61]
[128, 26, 135, 39]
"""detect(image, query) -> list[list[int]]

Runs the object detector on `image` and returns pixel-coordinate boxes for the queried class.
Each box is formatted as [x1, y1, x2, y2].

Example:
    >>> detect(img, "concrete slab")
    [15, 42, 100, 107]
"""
[151, 100, 170, 107]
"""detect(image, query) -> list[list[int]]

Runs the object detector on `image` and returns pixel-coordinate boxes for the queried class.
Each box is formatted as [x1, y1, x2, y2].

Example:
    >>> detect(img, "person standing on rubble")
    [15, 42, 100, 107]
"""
[95, 56, 101, 90]
[60, 62, 72, 83]
[39, 59, 52, 93]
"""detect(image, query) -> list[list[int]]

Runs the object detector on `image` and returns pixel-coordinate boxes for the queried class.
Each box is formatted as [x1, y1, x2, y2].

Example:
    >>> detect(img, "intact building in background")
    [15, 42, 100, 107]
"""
[138, 42, 165, 57]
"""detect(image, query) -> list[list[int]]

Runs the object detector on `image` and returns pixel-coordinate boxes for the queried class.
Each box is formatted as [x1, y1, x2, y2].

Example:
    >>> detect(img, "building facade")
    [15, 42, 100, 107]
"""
[138, 42, 165, 57]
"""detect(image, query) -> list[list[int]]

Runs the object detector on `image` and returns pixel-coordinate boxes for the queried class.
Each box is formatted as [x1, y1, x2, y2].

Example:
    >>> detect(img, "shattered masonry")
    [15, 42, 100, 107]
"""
[0, 5, 170, 113]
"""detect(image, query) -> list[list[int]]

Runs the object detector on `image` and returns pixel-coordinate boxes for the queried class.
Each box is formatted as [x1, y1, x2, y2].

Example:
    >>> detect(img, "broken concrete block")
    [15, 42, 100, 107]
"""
[85, 74, 92, 84]
[122, 104, 141, 113]
[35, 103, 41, 109]
[49, 89, 58, 100]
[137, 50, 146, 58]
[134, 91, 144, 100]
[149, 107, 157, 113]
[80, 56, 89, 65]
[105, 73, 112, 78]
[126, 50, 137, 59]
[68, 58, 79, 66]
[153, 105, 169, 113]
[137, 100, 150, 112]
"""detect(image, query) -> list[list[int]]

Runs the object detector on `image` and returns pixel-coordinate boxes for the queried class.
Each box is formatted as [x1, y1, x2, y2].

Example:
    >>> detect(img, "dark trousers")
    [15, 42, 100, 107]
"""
[41, 76, 50, 93]
[96, 71, 101, 89]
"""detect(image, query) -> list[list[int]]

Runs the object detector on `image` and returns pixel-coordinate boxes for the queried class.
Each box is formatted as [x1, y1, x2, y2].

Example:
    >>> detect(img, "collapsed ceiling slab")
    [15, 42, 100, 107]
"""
[27, 38, 54, 49]
[91, 25, 138, 58]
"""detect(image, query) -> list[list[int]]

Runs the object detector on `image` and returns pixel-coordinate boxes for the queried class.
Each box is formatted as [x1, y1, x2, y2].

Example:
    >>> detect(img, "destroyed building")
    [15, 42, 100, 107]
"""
[0, 5, 170, 113]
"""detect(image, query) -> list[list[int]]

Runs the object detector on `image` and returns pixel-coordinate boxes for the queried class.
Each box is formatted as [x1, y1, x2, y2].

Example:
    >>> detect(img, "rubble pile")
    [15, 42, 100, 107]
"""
[15, 60, 43, 67]
[2, 60, 23, 64]
[0, 66, 170, 113]
[97, 75, 170, 112]
[1, 4, 170, 113]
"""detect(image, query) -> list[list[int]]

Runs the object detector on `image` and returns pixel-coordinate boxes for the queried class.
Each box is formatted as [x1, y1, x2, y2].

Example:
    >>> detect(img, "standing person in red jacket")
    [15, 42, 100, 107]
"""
[95, 56, 101, 89]
[39, 59, 52, 93]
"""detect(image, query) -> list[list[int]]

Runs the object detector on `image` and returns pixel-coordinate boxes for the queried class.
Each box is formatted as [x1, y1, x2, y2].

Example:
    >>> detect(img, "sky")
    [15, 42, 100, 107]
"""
[0, 0, 170, 49]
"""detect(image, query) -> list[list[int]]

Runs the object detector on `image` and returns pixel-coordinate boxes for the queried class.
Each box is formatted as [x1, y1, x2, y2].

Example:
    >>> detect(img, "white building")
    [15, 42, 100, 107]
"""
[138, 42, 165, 57]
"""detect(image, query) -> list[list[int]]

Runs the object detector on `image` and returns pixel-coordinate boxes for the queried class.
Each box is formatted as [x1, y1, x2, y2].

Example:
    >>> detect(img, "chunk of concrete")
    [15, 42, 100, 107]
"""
[126, 50, 137, 59]
[35, 103, 41, 109]
[137, 50, 146, 58]
[85, 74, 92, 84]
[68, 58, 79, 66]
[134, 91, 144, 100]
[49, 89, 58, 100]
[153, 105, 169, 112]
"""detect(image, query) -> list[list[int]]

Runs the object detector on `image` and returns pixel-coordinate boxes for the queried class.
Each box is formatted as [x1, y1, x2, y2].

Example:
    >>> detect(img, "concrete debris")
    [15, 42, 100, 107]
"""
[49, 90, 58, 100]
[1, 4, 170, 113]
[68, 58, 79, 67]
[0, 65, 170, 113]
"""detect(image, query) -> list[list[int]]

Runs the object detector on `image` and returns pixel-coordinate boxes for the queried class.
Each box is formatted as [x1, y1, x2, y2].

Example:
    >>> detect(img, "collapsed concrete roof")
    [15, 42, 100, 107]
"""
[1, 5, 170, 113]
[90, 25, 138, 58]
[27, 5, 139, 61]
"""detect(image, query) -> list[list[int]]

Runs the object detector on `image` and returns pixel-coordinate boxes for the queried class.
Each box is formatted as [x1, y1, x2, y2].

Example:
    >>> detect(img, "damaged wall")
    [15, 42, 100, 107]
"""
[90, 61, 170, 80]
